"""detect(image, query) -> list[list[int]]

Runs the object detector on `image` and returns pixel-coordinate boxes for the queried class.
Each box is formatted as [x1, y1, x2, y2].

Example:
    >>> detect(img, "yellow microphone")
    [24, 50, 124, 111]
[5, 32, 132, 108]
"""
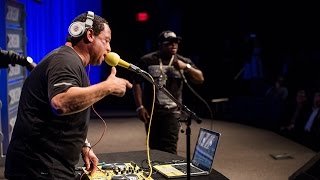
[105, 52, 130, 68]
[105, 52, 143, 74]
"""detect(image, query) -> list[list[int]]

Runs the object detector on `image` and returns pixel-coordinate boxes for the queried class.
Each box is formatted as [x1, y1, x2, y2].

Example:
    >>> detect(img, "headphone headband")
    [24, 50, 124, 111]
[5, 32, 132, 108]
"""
[85, 11, 94, 28]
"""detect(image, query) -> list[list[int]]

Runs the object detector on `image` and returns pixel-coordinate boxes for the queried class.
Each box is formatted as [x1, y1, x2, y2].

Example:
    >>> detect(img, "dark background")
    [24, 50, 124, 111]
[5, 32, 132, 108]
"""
[94, 1, 320, 118]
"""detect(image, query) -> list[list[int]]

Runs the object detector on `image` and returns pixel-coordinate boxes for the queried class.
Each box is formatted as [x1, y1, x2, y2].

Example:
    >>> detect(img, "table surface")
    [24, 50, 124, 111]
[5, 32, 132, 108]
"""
[76, 150, 229, 180]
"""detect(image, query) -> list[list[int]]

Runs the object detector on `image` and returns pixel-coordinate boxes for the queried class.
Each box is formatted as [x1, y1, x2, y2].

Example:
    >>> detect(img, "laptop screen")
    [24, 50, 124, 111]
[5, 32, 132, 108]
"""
[191, 128, 221, 172]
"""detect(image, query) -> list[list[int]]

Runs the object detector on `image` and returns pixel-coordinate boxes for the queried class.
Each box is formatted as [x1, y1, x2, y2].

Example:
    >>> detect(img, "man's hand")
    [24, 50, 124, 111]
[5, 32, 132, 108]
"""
[105, 67, 133, 97]
[81, 146, 99, 175]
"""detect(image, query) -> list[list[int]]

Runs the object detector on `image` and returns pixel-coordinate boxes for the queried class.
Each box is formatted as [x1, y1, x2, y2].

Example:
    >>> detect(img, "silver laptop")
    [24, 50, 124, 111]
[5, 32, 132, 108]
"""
[153, 127, 221, 178]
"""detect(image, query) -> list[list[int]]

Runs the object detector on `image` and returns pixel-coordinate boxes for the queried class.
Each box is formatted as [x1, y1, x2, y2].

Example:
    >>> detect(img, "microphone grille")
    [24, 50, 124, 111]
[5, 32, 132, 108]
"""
[105, 52, 120, 66]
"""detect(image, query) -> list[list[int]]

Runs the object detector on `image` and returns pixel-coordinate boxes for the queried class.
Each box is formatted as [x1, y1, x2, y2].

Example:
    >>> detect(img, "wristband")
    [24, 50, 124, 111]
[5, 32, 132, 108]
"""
[83, 142, 91, 148]
[184, 63, 192, 73]
[136, 105, 144, 112]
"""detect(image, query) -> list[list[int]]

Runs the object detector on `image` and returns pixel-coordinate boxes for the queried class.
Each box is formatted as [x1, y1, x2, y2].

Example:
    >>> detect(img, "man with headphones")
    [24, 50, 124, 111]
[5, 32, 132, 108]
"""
[5, 11, 132, 179]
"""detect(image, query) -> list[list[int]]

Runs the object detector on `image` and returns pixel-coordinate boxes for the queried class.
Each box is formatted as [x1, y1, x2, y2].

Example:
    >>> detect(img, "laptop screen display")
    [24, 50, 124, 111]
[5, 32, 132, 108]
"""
[192, 128, 220, 172]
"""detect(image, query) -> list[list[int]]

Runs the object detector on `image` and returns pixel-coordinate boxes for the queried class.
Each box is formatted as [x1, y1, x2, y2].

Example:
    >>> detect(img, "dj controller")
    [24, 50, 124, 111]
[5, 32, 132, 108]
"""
[78, 161, 154, 180]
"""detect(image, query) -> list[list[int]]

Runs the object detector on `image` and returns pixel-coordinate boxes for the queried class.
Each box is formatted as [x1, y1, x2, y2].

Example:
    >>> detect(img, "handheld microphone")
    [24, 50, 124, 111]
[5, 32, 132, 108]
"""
[105, 52, 141, 72]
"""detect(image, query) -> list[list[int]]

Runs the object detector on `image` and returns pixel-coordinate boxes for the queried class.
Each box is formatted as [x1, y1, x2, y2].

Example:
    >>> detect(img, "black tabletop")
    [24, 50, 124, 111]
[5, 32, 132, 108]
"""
[76, 150, 229, 180]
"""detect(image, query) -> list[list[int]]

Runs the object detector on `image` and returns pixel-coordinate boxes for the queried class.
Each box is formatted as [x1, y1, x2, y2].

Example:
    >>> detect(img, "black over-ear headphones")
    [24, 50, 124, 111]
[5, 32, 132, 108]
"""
[68, 11, 94, 38]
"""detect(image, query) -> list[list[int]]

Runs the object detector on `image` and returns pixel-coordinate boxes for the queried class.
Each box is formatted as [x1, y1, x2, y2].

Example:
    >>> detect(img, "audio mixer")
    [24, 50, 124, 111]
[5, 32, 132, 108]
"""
[79, 161, 153, 180]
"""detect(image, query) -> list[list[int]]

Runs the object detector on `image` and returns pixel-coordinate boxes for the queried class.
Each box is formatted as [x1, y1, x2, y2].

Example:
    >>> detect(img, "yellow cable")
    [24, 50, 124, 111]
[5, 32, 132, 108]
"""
[145, 74, 155, 179]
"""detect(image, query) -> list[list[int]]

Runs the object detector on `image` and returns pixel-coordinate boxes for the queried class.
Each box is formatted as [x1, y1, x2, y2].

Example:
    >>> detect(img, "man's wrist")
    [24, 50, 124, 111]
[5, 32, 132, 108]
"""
[136, 105, 144, 112]
[184, 63, 192, 72]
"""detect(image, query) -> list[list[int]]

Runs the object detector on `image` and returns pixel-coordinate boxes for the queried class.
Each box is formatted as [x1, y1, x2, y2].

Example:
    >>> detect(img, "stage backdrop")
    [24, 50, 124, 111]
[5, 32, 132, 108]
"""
[17, 0, 102, 84]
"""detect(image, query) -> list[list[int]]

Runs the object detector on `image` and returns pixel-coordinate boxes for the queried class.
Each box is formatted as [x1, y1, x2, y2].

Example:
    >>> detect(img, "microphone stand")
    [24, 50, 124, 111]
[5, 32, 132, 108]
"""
[135, 69, 202, 180]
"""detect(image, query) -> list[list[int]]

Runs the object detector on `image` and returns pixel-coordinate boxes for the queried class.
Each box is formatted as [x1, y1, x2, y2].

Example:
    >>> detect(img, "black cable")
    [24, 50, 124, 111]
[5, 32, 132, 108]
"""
[179, 70, 214, 129]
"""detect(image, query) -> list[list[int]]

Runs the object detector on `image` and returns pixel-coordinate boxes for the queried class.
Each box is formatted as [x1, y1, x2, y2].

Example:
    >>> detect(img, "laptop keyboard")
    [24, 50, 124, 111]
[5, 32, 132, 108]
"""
[172, 164, 203, 174]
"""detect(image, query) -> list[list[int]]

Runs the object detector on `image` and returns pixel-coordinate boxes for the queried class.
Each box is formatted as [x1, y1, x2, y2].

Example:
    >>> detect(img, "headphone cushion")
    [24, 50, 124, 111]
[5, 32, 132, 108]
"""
[68, 21, 85, 37]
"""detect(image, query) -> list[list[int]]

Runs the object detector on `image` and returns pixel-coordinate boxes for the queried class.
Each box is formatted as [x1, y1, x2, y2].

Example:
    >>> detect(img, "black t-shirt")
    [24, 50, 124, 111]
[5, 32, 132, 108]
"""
[133, 51, 196, 112]
[5, 46, 90, 179]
